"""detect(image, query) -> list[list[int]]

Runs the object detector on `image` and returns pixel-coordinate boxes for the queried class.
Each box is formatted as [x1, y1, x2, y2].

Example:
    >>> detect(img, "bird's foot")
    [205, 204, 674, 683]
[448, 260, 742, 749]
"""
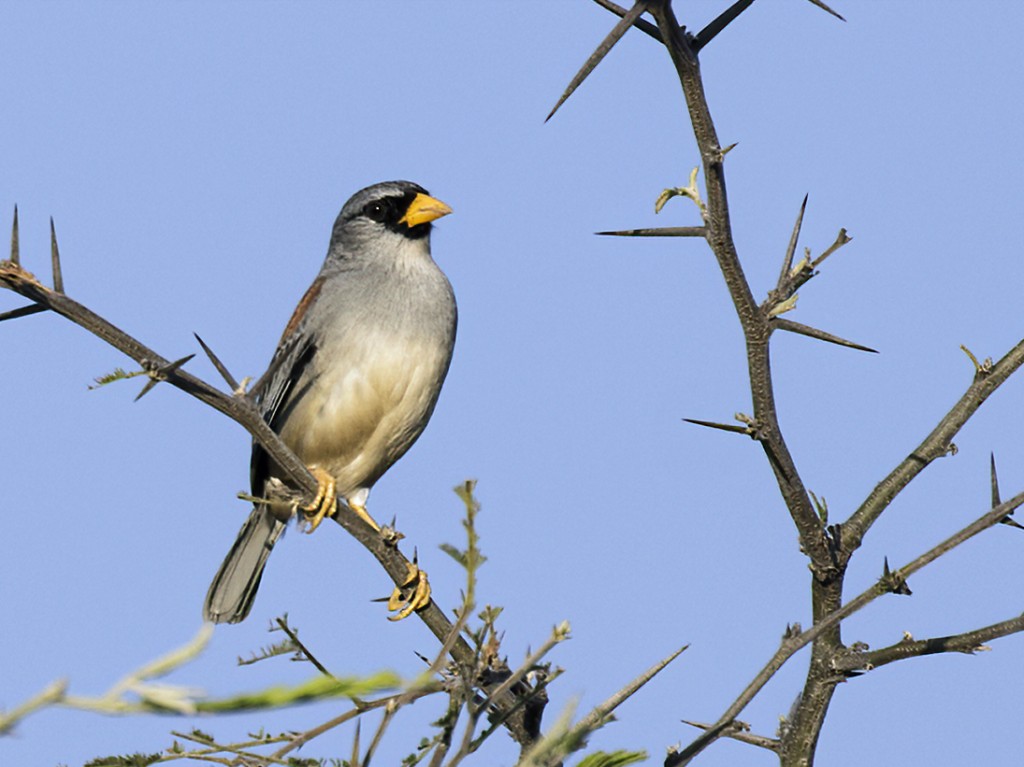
[386, 559, 431, 621]
[299, 466, 338, 533]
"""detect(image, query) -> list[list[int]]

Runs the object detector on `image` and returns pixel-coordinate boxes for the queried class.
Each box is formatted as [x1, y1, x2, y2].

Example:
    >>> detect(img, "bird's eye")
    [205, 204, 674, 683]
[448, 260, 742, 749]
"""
[363, 201, 389, 222]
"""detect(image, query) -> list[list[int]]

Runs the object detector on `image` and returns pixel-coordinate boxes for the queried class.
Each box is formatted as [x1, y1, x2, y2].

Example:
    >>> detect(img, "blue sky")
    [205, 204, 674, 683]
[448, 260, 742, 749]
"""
[2, 2, 1023, 765]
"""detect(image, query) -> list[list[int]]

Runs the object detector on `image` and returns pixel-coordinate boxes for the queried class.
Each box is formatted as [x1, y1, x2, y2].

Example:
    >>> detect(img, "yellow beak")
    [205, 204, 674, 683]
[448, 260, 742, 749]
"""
[400, 193, 453, 228]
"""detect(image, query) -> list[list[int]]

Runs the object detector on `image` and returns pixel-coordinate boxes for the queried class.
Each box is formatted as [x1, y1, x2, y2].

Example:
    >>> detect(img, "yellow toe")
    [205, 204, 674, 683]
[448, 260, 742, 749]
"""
[300, 467, 337, 533]
[387, 561, 431, 621]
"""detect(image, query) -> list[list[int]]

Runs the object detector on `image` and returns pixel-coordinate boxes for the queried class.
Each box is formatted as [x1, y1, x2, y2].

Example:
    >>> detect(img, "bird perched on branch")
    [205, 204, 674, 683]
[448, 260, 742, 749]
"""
[204, 180, 457, 624]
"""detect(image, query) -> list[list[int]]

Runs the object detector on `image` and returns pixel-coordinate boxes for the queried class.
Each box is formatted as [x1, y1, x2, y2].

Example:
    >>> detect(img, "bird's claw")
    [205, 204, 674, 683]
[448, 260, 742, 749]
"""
[300, 466, 337, 533]
[386, 560, 431, 621]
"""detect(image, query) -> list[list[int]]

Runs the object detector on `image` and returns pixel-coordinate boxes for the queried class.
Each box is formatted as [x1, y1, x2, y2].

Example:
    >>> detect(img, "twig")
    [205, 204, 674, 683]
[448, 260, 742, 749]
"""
[0, 679, 68, 735]
[269, 684, 442, 761]
[843, 335, 1024, 554]
[568, 645, 687, 738]
[835, 613, 1024, 673]
[680, 720, 779, 752]
[274, 617, 332, 678]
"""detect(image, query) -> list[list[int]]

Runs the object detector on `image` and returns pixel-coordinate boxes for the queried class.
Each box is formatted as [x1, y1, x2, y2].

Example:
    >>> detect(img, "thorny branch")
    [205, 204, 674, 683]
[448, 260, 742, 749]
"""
[554, 1, 1024, 765]
[0, 222, 546, 752]
[834, 613, 1024, 674]
[665, 488, 1024, 766]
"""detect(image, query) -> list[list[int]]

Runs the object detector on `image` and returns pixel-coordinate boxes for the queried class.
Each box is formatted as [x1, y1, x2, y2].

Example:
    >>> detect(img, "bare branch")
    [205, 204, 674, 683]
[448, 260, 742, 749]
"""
[836, 613, 1024, 673]
[274, 616, 332, 678]
[810, 227, 852, 269]
[546, 1, 651, 123]
[269, 684, 442, 762]
[680, 720, 778, 752]
[570, 645, 687, 737]
[646, 0, 834, 578]
[667, 489, 1024, 765]
[844, 336, 1024, 553]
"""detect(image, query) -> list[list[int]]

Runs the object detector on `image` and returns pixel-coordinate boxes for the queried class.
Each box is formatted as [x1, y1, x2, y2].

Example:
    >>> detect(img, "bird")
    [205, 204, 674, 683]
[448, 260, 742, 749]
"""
[204, 180, 457, 625]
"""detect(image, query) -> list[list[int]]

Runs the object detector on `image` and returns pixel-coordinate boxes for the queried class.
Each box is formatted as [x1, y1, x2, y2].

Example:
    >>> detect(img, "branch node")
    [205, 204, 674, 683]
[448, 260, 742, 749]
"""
[880, 557, 912, 596]
[767, 293, 798, 317]
[135, 354, 196, 402]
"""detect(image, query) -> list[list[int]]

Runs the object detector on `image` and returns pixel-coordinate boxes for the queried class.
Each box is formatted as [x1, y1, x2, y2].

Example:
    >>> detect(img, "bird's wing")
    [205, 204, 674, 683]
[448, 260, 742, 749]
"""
[249, 277, 326, 493]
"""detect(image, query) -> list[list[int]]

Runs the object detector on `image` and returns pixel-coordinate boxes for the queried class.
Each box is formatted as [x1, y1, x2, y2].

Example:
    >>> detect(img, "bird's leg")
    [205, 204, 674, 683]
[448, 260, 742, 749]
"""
[299, 466, 338, 533]
[386, 557, 431, 621]
[348, 499, 382, 532]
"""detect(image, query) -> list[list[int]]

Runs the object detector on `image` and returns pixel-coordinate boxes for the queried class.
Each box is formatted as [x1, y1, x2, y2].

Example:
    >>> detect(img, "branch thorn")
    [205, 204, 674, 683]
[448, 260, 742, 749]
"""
[194, 333, 240, 392]
[49, 217, 65, 293]
[135, 354, 196, 402]
[881, 557, 912, 595]
[546, 0, 651, 123]
[10, 205, 19, 266]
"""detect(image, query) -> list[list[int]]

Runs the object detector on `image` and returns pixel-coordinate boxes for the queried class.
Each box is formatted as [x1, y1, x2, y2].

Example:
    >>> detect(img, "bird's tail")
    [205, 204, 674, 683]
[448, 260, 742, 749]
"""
[204, 506, 285, 624]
